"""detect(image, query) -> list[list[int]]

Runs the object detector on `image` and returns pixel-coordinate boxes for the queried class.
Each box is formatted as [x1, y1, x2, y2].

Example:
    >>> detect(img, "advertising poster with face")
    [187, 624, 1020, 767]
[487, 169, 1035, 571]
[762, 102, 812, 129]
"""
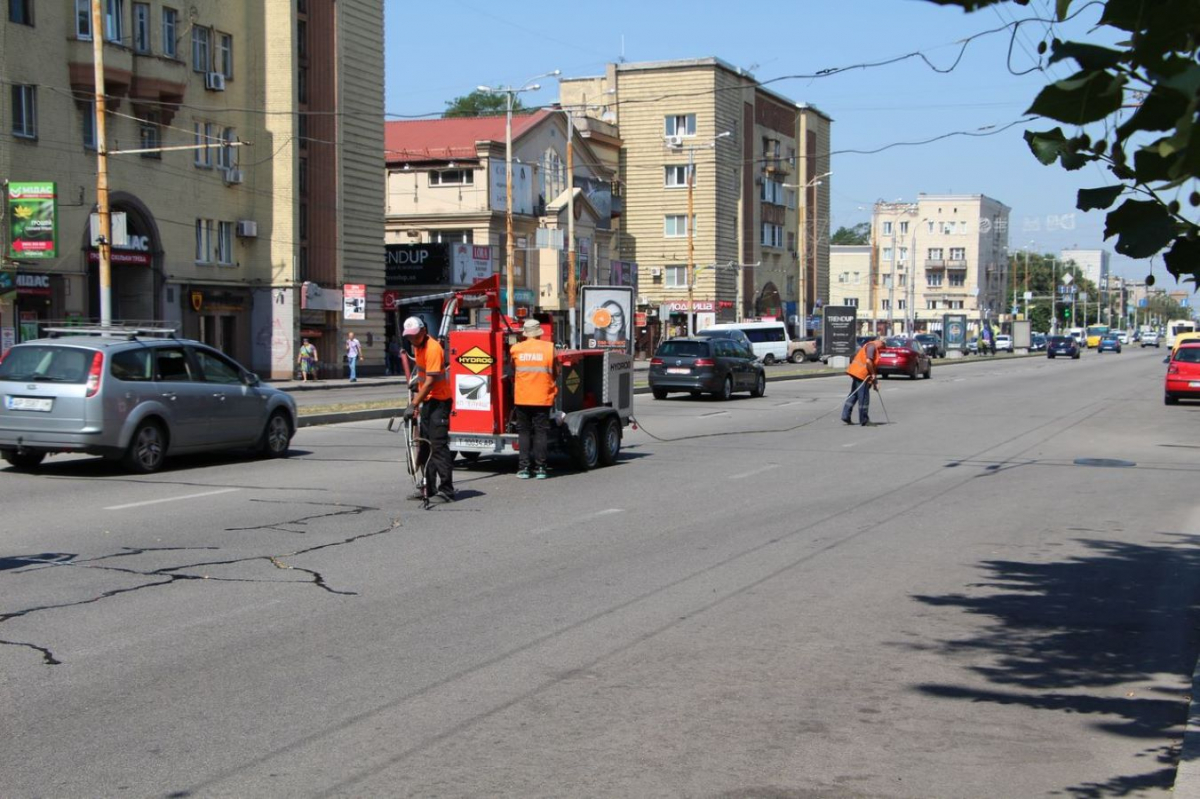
[581, 286, 634, 355]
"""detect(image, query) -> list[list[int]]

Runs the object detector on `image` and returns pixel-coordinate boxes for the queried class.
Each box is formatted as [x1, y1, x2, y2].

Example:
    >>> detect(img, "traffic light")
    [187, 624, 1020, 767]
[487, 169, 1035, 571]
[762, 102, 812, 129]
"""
[1064, 307, 1071, 320]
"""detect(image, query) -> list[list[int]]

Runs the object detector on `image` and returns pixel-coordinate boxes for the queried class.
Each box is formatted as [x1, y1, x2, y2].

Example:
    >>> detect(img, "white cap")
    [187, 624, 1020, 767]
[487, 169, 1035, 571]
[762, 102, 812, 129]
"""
[402, 316, 426, 336]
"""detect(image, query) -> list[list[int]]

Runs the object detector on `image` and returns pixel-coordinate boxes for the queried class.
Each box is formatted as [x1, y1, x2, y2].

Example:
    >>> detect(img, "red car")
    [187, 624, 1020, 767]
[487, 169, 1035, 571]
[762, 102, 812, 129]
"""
[877, 337, 932, 380]
[1165, 342, 1200, 405]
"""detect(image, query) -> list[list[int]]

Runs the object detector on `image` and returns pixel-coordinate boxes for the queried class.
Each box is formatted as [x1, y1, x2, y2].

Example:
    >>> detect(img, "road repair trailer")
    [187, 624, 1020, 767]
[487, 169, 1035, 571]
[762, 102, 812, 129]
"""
[396, 275, 634, 471]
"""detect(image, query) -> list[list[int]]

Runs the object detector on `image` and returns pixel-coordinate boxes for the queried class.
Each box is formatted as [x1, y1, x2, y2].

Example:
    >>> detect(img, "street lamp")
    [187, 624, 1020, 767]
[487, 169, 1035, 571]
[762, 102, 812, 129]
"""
[785, 171, 831, 341]
[478, 70, 561, 319]
[670, 131, 732, 336]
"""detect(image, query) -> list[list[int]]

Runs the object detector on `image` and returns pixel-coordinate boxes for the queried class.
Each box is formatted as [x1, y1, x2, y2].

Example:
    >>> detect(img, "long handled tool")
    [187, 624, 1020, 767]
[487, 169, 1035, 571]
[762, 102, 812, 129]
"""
[388, 351, 427, 499]
[873, 380, 891, 425]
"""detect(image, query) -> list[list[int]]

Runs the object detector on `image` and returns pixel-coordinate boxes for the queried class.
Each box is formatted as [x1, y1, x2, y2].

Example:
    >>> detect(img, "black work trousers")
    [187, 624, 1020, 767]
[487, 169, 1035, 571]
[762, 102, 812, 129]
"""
[514, 404, 551, 470]
[417, 398, 453, 494]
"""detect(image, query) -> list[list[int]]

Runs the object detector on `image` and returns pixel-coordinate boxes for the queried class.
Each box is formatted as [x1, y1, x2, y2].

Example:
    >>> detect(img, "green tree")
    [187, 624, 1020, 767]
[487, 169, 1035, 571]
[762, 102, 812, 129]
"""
[924, 0, 1200, 286]
[831, 223, 871, 245]
[443, 90, 526, 119]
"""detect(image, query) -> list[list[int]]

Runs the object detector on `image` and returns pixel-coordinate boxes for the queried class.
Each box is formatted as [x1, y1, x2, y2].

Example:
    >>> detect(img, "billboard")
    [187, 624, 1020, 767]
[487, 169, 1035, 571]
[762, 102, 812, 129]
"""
[343, 284, 366, 320]
[7, 182, 57, 259]
[488, 161, 534, 215]
[943, 314, 968, 350]
[451, 244, 493, 286]
[385, 243, 450, 287]
[581, 286, 634, 355]
[822, 305, 858, 358]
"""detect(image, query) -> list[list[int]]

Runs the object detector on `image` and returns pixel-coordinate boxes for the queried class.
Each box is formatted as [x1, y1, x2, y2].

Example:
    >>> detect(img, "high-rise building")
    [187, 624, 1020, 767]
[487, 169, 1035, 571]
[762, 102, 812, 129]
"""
[0, 1, 383, 378]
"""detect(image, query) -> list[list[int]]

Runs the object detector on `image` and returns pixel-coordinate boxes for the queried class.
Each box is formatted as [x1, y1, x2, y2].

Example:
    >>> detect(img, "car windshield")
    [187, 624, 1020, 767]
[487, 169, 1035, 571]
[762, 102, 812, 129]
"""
[1174, 347, 1200, 364]
[883, 338, 909, 347]
[657, 341, 708, 358]
[0, 345, 93, 383]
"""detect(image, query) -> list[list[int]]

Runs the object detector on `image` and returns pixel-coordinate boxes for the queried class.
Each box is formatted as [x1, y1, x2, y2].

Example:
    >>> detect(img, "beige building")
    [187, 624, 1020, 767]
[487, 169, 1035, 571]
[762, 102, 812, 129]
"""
[1, 1, 383, 378]
[830, 245, 873, 333]
[869, 194, 1010, 335]
[561, 58, 832, 336]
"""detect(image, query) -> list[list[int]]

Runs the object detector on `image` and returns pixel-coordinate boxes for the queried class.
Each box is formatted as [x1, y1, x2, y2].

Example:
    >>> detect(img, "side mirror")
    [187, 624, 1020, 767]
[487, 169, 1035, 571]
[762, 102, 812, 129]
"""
[245, 372, 261, 387]
[1163, 357, 1170, 365]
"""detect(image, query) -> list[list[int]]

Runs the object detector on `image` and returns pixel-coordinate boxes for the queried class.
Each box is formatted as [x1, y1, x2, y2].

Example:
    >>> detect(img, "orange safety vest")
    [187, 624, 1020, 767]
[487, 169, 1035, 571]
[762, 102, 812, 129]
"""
[415, 337, 452, 401]
[511, 339, 557, 406]
[847, 339, 884, 381]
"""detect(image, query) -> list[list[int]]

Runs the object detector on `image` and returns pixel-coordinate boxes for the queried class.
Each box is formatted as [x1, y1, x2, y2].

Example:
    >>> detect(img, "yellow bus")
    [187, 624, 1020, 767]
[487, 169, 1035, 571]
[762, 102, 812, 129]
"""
[1086, 325, 1110, 349]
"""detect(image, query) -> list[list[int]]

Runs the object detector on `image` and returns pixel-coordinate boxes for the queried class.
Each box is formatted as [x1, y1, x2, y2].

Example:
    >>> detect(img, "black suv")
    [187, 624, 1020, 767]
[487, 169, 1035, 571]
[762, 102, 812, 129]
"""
[648, 337, 766, 401]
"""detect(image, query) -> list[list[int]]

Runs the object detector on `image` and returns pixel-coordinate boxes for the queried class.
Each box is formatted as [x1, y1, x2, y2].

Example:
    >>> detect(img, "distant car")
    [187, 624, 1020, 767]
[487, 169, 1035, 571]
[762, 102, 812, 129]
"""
[1047, 335, 1080, 359]
[787, 338, 818, 364]
[914, 333, 945, 358]
[994, 334, 1014, 353]
[1165, 343, 1200, 404]
[1113, 329, 1129, 344]
[876, 337, 932, 380]
[649, 337, 766, 401]
[0, 330, 297, 473]
[1098, 334, 1122, 353]
[1030, 333, 1048, 352]
[966, 337, 978, 354]
[1141, 331, 1161, 348]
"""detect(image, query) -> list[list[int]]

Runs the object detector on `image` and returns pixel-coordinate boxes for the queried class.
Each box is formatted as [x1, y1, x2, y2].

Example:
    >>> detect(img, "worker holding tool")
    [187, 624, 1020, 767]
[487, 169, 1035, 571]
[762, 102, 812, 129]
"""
[841, 335, 884, 427]
[510, 318, 559, 479]
[402, 316, 455, 501]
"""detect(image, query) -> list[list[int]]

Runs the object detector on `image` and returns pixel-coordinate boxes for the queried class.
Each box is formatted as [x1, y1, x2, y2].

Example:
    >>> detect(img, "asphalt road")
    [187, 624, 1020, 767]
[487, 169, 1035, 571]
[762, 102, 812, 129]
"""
[2, 346, 1198, 797]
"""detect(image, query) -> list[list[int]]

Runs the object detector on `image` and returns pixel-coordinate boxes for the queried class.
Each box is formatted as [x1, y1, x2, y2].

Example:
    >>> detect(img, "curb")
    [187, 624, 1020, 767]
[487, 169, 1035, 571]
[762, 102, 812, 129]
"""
[296, 352, 1040, 428]
[1173, 655, 1200, 797]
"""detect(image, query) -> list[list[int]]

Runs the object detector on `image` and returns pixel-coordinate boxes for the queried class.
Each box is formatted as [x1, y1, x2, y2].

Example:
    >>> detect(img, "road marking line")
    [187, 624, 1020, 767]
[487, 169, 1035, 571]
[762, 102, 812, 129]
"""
[583, 508, 624, 520]
[105, 488, 242, 511]
[730, 464, 780, 480]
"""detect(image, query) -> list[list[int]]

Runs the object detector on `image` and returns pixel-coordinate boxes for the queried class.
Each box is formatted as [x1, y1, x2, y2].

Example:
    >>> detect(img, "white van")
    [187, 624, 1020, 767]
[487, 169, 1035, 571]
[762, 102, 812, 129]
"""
[701, 321, 789, 364]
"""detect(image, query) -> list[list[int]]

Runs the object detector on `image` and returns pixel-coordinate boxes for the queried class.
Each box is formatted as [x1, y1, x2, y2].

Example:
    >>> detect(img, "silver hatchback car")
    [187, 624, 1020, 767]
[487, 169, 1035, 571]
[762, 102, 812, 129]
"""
[0, 328, 297, 473]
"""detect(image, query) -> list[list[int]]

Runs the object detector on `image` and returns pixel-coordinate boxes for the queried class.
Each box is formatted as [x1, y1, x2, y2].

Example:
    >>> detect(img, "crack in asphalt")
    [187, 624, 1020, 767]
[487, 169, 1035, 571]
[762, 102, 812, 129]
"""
[0, 502, 395, 665]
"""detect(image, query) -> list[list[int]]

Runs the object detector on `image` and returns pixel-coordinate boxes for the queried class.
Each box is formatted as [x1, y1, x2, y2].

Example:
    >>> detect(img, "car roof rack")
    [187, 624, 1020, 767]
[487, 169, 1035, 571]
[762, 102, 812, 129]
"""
[44, 325, 179, 340]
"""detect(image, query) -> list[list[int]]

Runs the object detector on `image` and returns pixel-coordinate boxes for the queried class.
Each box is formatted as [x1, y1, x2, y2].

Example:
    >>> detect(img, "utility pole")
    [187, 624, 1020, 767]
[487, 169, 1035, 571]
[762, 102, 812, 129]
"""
[565, 109, 576, 347]
[687, 144, 695, 336]
[91, 0, 112, 325]
[504, 91, 515, 321]
[1024, 248, 1030, 320]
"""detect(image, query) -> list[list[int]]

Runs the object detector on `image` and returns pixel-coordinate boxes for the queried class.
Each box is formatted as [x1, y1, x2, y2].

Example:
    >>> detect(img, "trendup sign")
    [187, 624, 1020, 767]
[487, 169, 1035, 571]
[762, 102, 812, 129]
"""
[822, 305, 858, 359]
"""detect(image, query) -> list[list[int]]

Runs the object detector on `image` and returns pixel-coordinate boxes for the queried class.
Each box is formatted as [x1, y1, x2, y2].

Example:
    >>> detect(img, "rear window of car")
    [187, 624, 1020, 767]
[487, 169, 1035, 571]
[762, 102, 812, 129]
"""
[657, 341, 708, 358]
[1174, 347, 1200, 364]
[1049, 337, 1071, 345]
[883, 338, 908, 348]
[0, 345, 93, 383]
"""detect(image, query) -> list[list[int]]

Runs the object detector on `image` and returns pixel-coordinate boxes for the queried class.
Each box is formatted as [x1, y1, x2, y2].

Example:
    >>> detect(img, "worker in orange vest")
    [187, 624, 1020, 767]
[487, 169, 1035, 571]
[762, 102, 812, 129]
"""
[841, 335, 885, 427]
[510, 318, 559, 479]
[401, 316, 455, 501]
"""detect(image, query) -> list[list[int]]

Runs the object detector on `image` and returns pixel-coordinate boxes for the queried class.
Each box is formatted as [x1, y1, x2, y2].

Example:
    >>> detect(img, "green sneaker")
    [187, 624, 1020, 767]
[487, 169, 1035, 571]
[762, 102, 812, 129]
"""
[517, 469, 531, 480]
[534, 467, 548, 480]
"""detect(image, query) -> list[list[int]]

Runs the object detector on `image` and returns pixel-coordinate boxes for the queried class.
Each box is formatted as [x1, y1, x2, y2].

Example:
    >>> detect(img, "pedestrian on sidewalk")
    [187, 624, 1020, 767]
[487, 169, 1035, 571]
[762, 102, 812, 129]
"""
[345, 331, 362, 382]
[386, 336, 401, 376]
[511, 318, 558, 479]
[401, 317, 455, 501]
[841, 335, 883, 427]
[297, 338, 318, 382]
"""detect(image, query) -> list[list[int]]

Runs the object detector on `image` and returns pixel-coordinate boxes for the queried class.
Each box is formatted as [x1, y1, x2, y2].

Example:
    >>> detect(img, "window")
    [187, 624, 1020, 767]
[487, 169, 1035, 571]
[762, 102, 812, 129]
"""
[787, 231, 796, 252]
[664, 165, 690, 188]
[297, 20, 307, 59]
[949, 273, 966, 287]
[897, 299, 906, 311]
[941, 221, 955, 235]
[161, 7, 177, 57]
[844, 298, 859, 307]
[958, 221, 968, 234]
[82, 100, 97, 150]
[665, 265, 688, 287]
[133, 3, 149, 51]
[297, 0, 307, 12]
[899, 274, 907, 287]
[882, 247, 893, 261]
[927, 247, 943, 260]
[217, 32, 233, 77]
[194, 349, 242, 384]
[298, 66, 308, 103]
[429, 169, 473, 186]
[882, 221, 893, 235]
[926, 300, 939, 310]
[899, 221, 909, 235]
[298, 157, 308, 195]
[76, 0, 91, 37]
[216, 127, 236, 170]
[927, 220, 934, 234]
[297, 114, 308, 149]
[299, 204, 308, 240]
[9, 0, 33, 26]
[927, 272, 943, 287]
[949, 247, 965, 261]
[105, 0, 124, 43]
[139, 116, 161, 158]
[948, 300, 964, 310]
[664, 215, 692, 238]
[216, 222, 233, 264]
[881, 299, 891, 311]
[785, 188, 796, 209]
[110, 350, 152, 382]
[761, 179, 785, 205]
[195, 218, 215, 262]
[882, 274, 893, 288]
[898, 246, 908, 262]
[664, 114, 696, 138]
[192, 26, 210, 72]
[194, 122, 214, 167]
[155, 348, 193, 382]
[11, 85, 37, 139]
[761, 223, 783, 248]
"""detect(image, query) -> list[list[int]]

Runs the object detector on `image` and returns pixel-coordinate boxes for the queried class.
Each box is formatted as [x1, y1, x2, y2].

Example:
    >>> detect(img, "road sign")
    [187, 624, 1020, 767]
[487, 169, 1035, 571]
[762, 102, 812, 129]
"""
[1023, 291, 1033, 300]
[1079, 292, 1089, 302]
[1062, 273, 1074, 285]
[1139, 298, 1148, 307]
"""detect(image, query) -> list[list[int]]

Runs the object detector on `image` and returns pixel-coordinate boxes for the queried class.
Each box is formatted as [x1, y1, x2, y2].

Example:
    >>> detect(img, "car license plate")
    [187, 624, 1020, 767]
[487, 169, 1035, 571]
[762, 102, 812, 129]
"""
[5, 396, 53, 412]
[1190, 382, 1200, 388]
[454, 436, 496, 450]
[666, 368, 690, 374]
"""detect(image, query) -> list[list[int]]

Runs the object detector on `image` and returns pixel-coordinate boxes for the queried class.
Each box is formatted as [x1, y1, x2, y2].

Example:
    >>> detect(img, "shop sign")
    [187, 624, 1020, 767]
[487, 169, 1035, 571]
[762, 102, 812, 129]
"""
[191, 289, 246, 313]
[86, 213, 153, 266]
[343, 284, 366, 320]
[7, 182, 57, 259]
[382, 290, 401, 312]
[822, 305, 858, 358]
[385, 243, 449, 287]
[665, 300, 734, 312]
[16, 273, 51, 296]
[451, 244, 493, 285]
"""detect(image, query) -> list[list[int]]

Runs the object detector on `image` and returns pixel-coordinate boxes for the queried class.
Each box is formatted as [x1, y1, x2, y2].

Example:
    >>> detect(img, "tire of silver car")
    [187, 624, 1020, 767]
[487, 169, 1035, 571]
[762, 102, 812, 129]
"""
[123, 420, 167, 474]
[260, 410, 292, 458]
[2, 450, 46, 470]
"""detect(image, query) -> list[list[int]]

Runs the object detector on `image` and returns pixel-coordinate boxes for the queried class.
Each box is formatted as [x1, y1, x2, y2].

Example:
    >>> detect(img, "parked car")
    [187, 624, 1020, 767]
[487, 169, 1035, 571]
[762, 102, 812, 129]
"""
[876, 337, 932, 380]
[1098, 334, 1122, 353]
[1047, 335, 1081, 359]
[966, 337, 979, 354]
[648, 337, 766, 400]
[994, 334, 1014, 353]
[1030, 333, 1048, 352]
[914, 333, 945, 358]
[0, 329, 297, 473]
[787, 337, 818, 363]
[1141, 331, 1161, 348]
[1165, 342, 1200, 405]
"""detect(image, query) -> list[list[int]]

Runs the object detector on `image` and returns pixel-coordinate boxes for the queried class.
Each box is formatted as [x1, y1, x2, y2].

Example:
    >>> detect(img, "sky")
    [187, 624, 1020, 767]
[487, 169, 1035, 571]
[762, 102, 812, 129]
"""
[382, 0, 1166, 285]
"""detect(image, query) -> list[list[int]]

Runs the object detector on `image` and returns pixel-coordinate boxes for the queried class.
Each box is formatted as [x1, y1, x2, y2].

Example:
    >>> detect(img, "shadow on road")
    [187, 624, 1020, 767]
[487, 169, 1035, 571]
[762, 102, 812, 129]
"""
[912, 534, 1200, 797]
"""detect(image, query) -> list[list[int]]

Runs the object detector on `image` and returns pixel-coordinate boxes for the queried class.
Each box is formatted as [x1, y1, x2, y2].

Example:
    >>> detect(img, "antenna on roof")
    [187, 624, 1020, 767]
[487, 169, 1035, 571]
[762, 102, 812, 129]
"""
[619, 34, 626, 63]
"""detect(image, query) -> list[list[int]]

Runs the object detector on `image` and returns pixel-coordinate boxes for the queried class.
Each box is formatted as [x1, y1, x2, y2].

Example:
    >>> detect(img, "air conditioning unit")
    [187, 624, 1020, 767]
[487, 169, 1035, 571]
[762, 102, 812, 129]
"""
[235, 220, 258, 238]
[223, 168, 244, 185]
[205, 72, 226, 91]
[665, 134, 683, 148]
[650, 267, 663, 277]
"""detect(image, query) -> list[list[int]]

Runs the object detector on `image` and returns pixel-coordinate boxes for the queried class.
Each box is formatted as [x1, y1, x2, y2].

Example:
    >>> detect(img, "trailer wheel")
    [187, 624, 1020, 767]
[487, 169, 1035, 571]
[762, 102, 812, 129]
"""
[571, 423, 600, 471]
[599, 417, 622, 466]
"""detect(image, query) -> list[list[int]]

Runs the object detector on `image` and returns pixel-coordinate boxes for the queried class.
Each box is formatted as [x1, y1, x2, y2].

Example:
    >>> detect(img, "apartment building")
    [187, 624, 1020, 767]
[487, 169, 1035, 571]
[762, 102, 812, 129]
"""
[383, 110, 620, 339]
[561, 58, 832, 336]
[870, 194, 1010, 335]
[1, 1, 383, 378]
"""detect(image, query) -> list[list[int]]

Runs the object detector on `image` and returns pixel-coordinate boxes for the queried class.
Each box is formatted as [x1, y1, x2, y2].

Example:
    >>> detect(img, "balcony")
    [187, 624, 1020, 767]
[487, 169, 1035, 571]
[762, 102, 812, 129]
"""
[945, 260, 968, 270]
[925, 259, 945, 269]
[762, 158, 791, 176]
